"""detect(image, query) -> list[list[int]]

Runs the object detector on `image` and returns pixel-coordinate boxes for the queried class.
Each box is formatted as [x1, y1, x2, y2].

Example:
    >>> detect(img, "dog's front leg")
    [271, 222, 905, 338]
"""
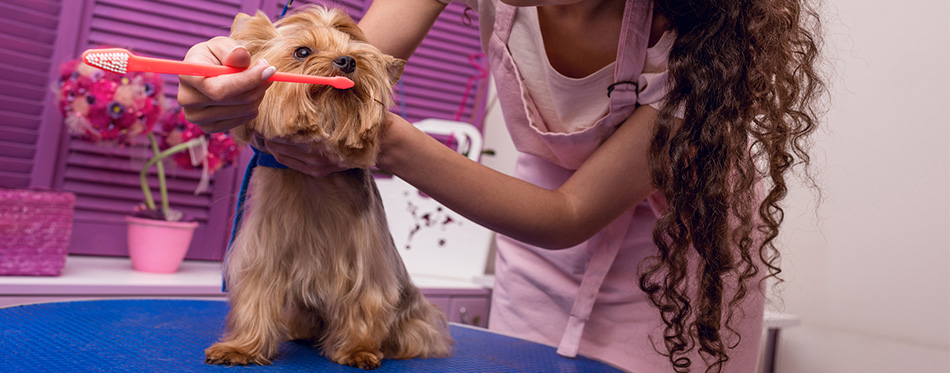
[322, 296, 396, 370]
[205, 278, 288, 365]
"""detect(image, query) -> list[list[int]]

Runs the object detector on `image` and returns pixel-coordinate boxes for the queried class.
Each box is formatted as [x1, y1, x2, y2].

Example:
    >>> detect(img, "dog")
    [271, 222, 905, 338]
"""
[204, 6, 453, 369]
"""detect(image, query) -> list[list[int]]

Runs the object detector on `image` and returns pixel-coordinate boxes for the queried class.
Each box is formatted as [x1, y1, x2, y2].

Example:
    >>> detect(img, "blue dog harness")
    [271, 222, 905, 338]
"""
[224, 147, 288, 291]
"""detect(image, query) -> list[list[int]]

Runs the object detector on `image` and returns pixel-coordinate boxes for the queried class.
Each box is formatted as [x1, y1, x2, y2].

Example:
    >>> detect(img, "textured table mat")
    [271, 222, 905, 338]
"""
[0, 299, 622, 372]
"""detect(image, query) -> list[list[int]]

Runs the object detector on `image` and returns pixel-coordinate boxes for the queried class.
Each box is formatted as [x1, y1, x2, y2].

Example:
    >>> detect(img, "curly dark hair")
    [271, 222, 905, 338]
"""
[641, 0, 825, 371]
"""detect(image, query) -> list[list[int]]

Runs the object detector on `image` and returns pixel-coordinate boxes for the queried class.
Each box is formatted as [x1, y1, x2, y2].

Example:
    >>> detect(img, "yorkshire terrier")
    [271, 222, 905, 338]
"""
[204, 6, 453, 369]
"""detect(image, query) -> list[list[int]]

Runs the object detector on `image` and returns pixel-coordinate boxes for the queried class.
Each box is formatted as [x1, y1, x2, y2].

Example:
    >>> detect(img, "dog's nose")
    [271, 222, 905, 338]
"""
[333, 56, 356, 74]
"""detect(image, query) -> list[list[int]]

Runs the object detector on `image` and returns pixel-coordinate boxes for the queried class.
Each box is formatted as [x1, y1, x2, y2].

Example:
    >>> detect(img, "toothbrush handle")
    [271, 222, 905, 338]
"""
[131, 55, 355, 89]
[269, 72, 355, 89]
[130, 55, 245, 77]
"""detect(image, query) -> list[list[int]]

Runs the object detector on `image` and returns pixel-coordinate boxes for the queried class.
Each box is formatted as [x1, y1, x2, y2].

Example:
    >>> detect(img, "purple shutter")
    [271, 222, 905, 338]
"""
[274, 0, 365, 20]
[44, 0, 267, 261]
[398, 2, 487, 130]
[0, 0, 80, 189]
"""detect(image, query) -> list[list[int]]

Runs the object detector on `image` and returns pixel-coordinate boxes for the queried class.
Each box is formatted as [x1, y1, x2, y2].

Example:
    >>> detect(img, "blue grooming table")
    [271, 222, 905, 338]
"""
[0, 299, 623, 372]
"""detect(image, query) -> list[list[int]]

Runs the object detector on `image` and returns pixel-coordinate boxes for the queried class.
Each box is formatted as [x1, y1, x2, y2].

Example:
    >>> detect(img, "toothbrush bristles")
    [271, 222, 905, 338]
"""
[84, 52, 129, 74]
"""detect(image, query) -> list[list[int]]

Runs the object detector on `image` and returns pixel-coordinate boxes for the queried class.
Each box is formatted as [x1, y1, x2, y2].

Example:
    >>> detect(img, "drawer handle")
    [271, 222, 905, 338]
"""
[459, 307, 480, 326]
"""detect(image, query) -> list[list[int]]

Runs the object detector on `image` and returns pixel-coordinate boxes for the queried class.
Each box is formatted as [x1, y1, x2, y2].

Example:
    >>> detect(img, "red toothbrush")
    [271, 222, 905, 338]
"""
[81, 48, 355, 89]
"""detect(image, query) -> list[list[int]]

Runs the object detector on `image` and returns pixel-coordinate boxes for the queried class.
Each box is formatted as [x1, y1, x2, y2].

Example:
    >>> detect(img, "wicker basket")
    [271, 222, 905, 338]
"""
[0, 188, 76, 276]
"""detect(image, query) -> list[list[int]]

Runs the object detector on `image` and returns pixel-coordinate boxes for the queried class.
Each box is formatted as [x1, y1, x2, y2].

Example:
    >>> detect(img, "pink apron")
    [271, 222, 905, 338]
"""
[484, 1, 765, 370]
[486, 0, 666, 362]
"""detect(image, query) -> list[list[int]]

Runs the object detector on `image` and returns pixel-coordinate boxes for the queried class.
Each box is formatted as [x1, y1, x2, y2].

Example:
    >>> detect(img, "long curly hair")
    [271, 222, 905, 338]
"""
[641, 0, 825, 371]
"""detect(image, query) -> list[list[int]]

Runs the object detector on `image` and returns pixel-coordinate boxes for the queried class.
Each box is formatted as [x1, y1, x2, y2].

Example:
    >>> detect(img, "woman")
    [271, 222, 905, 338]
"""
[178, 0, 824, 370]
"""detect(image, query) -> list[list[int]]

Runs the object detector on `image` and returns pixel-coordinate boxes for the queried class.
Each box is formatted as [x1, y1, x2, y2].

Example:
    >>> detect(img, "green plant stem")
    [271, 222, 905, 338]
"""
[140, 136, 157, 212]
[139, 135, 203, 219]
[149, 133, 169, 215]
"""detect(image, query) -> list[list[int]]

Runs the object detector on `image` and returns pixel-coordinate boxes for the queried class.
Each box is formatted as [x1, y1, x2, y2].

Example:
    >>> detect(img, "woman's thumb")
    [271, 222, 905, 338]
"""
[222, 45, 251, 68]
[222, 45, 276, 82]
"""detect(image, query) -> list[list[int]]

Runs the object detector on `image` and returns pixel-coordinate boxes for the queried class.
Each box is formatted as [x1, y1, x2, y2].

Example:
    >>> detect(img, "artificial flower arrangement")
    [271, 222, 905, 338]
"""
[56, 58, 241, 222]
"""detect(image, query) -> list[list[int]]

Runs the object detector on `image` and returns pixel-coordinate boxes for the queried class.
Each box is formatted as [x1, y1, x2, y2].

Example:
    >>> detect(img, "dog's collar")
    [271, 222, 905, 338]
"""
[251, 146, 290, 169]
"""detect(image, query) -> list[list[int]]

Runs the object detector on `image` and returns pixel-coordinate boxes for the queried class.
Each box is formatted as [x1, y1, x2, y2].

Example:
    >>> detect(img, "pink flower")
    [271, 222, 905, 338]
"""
[158, 108, 241, 173]
[56, 57, 165, 145]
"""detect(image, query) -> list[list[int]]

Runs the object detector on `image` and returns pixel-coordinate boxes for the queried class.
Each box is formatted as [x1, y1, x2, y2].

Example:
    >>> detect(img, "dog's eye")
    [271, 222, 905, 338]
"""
[293, 47, 313, 60]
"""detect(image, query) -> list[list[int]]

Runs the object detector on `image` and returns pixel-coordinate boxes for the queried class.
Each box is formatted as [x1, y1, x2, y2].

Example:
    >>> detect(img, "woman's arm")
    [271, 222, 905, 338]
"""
[358, 0, 447, 60]
[378, 106, 659, 249]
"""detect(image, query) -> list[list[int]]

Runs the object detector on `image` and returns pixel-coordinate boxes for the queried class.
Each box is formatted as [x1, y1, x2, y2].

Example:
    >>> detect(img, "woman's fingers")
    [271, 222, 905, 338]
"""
[177, 37, 274, 133]
[185, 37, 247, 66]
[254, 135, 345, 178]
[178, 84, 265, 133]
[220, 44, 252, 69]
[195, 115, 260, 135]
[178, 70, 272, 108]
[192, 60, 274, 103]
[180, 91, 265, 123]
[260, 136, 320, 160]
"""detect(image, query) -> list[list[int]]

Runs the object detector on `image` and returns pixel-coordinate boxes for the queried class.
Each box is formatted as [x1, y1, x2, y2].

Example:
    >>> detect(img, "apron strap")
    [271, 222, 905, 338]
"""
[601, 0, 654, 107]
[493, 2, 517, 44]
[613, 0, 654, 84]
[555, 0, 653, 357]
[491, 0, 656, 357]
[556, 210, 635, 357]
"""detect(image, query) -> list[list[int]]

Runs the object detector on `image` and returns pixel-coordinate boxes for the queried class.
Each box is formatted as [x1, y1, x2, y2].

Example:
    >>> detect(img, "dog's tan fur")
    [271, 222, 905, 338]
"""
[204, 7, 452, 369]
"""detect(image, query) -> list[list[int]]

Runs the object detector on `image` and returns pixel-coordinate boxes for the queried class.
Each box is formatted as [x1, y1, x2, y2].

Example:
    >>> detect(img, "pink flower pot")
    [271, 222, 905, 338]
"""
[126, 216, 198, 273]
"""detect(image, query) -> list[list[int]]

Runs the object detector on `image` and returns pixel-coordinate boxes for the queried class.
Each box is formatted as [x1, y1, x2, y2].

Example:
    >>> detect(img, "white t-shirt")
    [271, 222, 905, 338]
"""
[507, 6, 676, 133]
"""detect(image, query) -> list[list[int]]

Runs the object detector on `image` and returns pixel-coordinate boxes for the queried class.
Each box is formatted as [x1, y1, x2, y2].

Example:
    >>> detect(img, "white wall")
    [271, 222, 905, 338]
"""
[774, 0, 950, 372]
[478, 0, 950, 371]
[478, 82, 517, 178]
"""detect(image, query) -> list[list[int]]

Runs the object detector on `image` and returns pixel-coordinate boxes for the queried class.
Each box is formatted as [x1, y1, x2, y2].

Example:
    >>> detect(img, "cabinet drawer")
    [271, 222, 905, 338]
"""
[448, 296, 490, 328]
[421, 288, 492, 328]
[425, 295, 451, 315]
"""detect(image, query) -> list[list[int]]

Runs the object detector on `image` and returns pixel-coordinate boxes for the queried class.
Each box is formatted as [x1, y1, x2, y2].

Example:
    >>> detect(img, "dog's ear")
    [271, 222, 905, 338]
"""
[386, 56, 406, 87]
[230, 11, 278, 49]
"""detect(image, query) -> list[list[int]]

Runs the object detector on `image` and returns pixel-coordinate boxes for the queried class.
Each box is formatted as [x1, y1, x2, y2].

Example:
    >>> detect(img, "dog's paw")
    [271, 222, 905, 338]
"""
[339, 350, 384, 370]
[205, 343, 271, 366]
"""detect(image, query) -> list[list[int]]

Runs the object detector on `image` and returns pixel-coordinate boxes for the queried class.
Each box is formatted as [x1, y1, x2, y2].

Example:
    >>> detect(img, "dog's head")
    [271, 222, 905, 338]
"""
[229, 6, 405, 168]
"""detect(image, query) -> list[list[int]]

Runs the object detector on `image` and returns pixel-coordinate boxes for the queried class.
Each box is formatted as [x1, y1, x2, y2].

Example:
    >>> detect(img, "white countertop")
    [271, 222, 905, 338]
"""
[0, 256, 223, 295]
[0, 256, 489, 296]
[0, 256, 797, 331]
[763, 310, 802, 329]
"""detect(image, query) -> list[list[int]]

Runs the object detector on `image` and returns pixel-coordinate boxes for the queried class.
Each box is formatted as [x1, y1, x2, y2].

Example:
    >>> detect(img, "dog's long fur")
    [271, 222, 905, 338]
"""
[204, 7, 452, 369]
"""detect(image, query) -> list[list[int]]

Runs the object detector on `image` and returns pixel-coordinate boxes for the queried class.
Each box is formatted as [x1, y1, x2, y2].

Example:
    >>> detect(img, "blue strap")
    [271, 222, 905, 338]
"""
[223, 147, 289, 291]
[254, 147, 290, 169]
[279, 0, 294, 19]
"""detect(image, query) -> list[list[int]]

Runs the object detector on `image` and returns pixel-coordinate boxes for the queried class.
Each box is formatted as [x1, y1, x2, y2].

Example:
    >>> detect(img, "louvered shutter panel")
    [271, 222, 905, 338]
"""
[275, 0, 365, 20]
[50, 0, 266, 260]
[399, 2, 487, 129]
[0, 0, 76, 188]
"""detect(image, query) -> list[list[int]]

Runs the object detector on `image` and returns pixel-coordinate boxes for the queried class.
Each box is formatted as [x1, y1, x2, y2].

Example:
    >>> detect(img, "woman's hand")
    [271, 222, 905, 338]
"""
[249, 134, 349, 178]
[252, 112, 407, 178]
[177, 37, 277, 134]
